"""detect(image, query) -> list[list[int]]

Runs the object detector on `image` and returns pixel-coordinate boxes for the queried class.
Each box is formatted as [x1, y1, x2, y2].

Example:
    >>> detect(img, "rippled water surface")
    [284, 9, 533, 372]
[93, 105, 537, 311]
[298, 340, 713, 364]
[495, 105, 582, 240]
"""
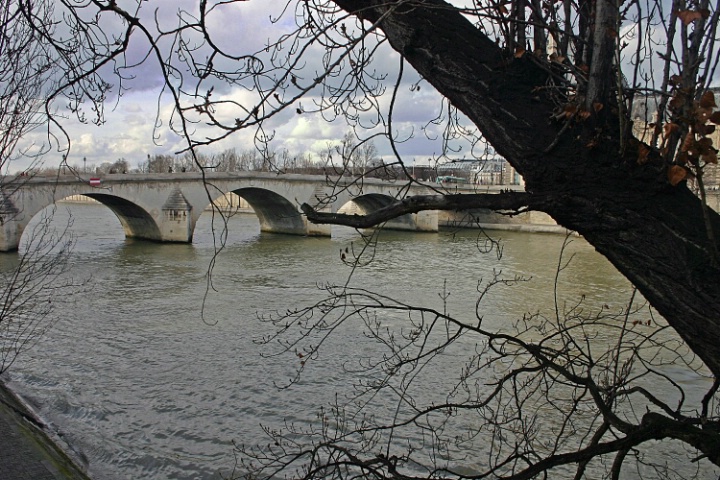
[0, 203, 707, 479]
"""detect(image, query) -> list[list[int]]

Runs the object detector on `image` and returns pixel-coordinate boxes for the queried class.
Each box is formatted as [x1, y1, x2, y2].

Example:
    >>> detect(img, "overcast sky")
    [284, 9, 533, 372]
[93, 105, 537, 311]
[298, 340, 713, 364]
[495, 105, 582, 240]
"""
[9, 0, 704, 174]
[14, 0, 480, 173]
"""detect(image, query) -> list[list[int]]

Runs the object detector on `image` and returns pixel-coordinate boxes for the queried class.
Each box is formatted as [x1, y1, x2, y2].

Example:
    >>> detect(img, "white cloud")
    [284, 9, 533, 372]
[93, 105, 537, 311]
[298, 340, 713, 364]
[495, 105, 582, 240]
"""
[7, 1, 471, 173]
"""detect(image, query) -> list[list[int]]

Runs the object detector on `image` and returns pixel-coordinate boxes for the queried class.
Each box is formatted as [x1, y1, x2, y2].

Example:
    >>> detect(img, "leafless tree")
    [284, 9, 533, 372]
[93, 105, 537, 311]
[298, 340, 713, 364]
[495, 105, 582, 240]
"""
[212, 149, 242, 173]
[11, 0, 720, 477]
[235, 237, 718, 480]
[0, 209, 79, 374]
[0, 0, 55, 189]
[0, 1, 86, 373]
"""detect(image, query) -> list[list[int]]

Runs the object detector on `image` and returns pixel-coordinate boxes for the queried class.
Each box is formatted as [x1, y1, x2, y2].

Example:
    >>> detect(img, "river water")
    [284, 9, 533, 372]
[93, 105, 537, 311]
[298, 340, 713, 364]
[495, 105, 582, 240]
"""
[0, 203, 715, 479]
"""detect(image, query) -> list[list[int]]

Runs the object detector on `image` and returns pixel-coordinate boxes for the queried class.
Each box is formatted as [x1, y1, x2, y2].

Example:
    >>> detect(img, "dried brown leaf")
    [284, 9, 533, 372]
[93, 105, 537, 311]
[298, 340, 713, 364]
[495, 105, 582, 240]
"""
[563, 103, 578, 118]
[677, 9, 704, 24]
[702, 150, 718, 164]
[668, 165, 688, 186]
[700, 91, 717, 109]
[680, 131, 695, 152]
[637, 143, 651, 165]
[663, 122, 680, 137]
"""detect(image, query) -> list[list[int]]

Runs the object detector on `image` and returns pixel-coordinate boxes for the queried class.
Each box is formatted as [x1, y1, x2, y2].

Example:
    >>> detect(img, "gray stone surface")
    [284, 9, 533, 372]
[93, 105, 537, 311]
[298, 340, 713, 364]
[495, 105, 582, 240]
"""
[0, 380, 91, 480]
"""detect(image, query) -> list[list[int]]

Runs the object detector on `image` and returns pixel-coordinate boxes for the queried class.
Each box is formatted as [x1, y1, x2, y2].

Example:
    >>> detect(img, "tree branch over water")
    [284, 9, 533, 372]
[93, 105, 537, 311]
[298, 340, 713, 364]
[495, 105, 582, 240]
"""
[301, 191, 535, 228]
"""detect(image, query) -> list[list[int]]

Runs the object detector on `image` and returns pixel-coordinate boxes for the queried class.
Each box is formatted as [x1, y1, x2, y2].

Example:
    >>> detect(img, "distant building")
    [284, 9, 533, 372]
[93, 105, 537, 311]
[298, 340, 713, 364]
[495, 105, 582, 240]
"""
[435, 157, 523, 186]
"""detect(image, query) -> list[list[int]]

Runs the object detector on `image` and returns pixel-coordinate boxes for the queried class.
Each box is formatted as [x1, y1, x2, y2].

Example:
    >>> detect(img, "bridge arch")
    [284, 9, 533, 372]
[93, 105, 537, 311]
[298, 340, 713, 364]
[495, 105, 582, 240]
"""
[11, 192, 162, 251]
[337, 193, 427, 231]
[82, 193, 162, 241]
[231, 187, 307, 235]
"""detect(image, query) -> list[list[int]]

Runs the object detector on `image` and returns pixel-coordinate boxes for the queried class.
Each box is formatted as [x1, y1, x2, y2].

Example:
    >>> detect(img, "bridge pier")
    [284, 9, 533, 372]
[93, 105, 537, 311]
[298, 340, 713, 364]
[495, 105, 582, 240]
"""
[304, 203, 332, 236]
[254, 213, 331, 236]
[382, 210, 438, 232]
[157, 211, 194, 243]
[337, 196, 439, 233]
[157, 188, 194, 243]
[304, 218, 332, 236]
[0, 219, 22, 252]
[0, 192, 23, 251]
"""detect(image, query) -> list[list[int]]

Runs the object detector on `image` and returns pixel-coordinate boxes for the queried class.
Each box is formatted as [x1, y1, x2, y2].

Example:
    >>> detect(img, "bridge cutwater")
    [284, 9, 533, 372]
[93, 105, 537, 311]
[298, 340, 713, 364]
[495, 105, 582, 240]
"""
[0, 172, 448, 252]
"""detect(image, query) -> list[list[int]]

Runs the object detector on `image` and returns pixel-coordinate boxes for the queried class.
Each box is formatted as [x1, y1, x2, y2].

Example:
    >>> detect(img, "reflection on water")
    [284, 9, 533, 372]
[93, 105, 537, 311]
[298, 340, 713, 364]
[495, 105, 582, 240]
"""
[0, 203, 713, 479]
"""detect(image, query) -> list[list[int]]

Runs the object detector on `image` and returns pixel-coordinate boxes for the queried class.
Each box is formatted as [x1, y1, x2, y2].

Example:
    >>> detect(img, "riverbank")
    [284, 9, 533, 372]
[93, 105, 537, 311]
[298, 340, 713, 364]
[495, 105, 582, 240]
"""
[0, 378, 91, 480]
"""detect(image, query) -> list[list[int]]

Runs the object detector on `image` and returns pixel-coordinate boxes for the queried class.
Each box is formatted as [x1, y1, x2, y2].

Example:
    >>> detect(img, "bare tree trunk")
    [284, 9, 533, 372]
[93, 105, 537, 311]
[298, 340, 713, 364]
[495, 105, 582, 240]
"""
[585, 0, 619, 110]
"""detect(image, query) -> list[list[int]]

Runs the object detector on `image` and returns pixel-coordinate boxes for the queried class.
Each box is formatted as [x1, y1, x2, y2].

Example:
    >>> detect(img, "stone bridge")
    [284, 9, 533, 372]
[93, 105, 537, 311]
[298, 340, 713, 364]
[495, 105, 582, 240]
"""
[0, 172, 439, 251]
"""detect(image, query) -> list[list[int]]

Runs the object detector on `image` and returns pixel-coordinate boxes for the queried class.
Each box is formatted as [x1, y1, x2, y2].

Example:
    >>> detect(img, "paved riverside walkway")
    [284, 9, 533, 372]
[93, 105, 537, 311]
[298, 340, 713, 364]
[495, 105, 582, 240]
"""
[0, 379, 91, 480]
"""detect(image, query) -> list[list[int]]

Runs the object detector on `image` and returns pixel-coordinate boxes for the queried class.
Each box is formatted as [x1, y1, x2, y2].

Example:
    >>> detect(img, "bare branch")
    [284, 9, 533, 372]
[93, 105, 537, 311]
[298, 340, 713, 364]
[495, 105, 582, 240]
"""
[301, 191, 534, 228]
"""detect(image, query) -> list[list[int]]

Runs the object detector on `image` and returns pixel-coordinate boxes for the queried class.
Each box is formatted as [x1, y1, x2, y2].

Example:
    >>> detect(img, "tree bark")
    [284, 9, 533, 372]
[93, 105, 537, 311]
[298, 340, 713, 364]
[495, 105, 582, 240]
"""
[328, 0, 720, 378]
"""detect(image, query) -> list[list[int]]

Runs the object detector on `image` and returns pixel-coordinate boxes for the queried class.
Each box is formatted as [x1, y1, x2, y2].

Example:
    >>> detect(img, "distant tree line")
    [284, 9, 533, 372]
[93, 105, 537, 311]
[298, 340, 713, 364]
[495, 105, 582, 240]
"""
[28, 140, 510, 185]
[32, 135, 406, 178]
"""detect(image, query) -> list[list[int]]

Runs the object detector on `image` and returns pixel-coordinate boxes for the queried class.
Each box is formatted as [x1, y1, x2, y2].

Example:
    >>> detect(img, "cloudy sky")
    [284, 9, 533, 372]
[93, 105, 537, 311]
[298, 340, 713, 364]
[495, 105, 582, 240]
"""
[13, 0, 481, 174]
[7, 0, 698, 174]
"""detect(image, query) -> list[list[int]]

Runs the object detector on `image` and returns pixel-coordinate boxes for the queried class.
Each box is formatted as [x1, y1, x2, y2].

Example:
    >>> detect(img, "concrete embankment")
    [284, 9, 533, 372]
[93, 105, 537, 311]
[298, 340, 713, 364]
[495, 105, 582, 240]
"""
[0, 378, 91, 480]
